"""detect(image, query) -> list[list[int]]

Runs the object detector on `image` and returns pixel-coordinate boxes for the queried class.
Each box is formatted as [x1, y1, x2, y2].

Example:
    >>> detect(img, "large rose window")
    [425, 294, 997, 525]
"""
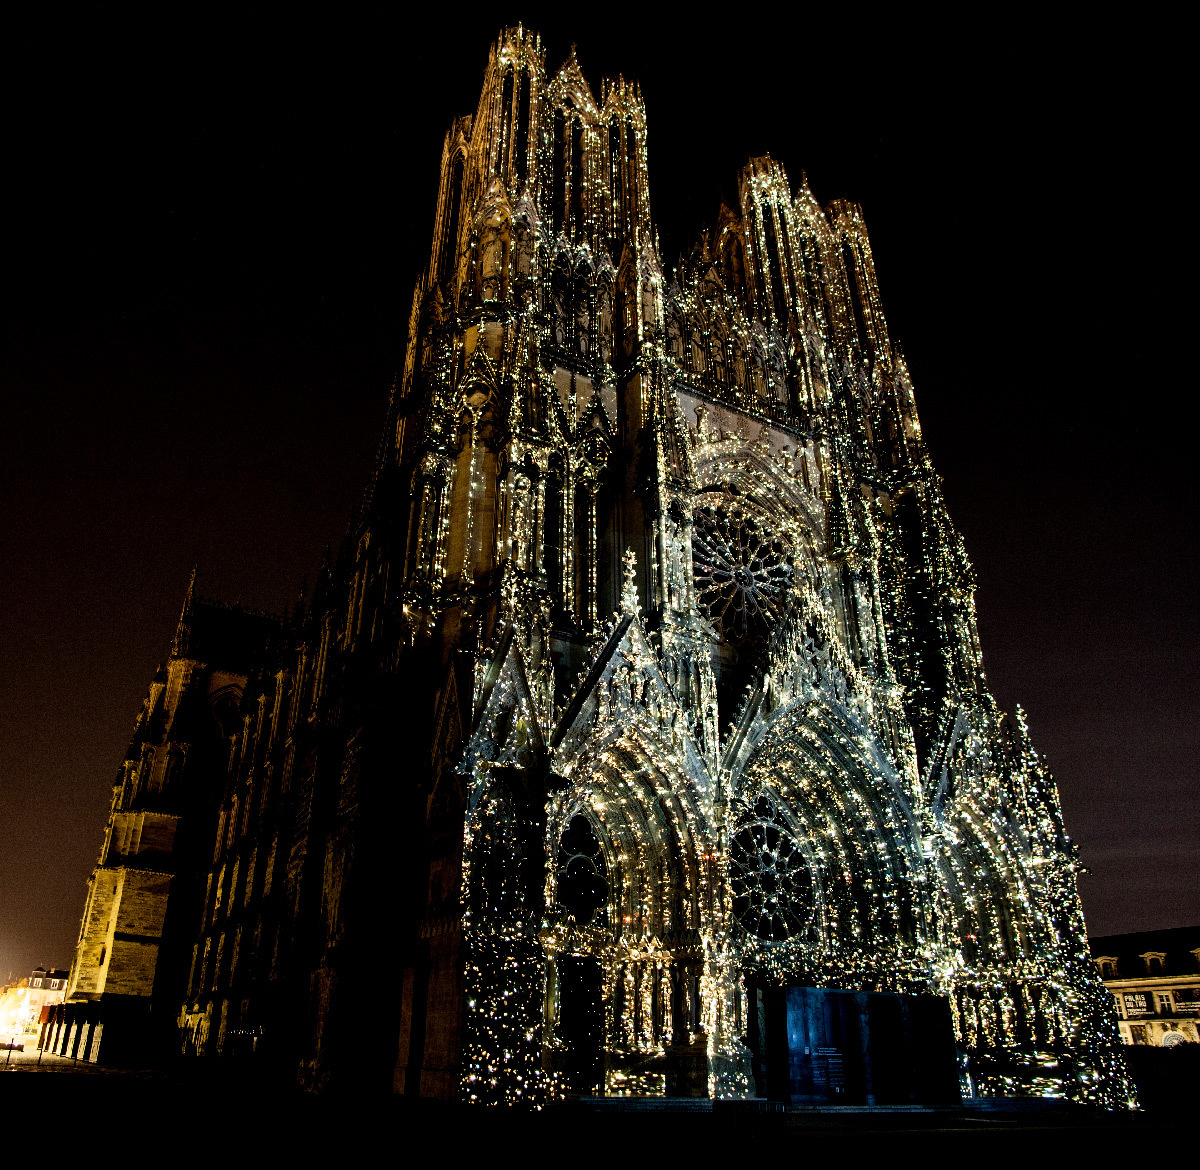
[729, 797, 814, 941]
[692, 503, 793, 645]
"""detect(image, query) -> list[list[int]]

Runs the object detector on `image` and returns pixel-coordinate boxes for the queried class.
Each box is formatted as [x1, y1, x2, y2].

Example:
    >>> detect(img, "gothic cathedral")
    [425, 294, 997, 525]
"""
[64, 28, 1131, 1107]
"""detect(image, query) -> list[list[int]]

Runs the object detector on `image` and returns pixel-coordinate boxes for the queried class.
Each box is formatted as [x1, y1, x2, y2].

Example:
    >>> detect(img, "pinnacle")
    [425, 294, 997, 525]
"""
[620, 548, 640, 614]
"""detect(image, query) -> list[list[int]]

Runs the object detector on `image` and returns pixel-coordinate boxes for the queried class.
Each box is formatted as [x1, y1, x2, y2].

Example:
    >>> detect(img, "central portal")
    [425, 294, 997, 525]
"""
[748, 984, 962, 1106]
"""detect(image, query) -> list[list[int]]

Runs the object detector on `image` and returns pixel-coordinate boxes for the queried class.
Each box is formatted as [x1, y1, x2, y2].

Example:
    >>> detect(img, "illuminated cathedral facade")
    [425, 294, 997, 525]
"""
[65, 28, 1131, 1107]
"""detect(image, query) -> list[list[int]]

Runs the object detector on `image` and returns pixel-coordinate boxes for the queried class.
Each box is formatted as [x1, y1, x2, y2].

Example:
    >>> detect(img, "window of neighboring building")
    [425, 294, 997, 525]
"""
[1142, 951, 1167, 975]
[49, 979, 60, 989]
[1130, 1025, 1147, 1044]
[31, 979, 42, 987]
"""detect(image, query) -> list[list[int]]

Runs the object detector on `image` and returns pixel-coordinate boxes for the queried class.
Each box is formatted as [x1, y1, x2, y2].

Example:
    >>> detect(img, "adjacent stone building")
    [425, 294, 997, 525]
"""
[1091, 927, 1200, 1048]
[73, 28, 1132, 1106]
[0, 967, 68, 1041]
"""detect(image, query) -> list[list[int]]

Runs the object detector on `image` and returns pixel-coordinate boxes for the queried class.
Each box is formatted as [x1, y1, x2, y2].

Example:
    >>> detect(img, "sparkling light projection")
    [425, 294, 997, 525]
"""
[198, 26, 1132, 1107]
[400, 27, 1132, 1108]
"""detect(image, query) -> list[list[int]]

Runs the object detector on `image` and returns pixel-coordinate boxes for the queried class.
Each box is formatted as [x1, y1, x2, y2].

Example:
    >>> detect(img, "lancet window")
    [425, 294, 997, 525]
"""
[608, 117, 622, 246]
[842, 241, 870, 353]
[555, 814, 608, 926]
[762, 205, 790, 326]
[438, 155, 465, 286]
[496, 64, 532, 183]
[573, 482, 597, 627]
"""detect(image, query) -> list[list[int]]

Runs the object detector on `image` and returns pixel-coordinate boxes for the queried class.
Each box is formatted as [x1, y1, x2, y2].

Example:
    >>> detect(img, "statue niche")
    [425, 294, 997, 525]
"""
[574, 267, 591, 356]
[711, 325, 728, 384]
[640, 277, 657, 332]
[597, 282, 613, 366]
[478, 206, 512, 303]
[732, 338, 747, 391]
[666, 309, 683, 360]
[552, 262, 570, 349]
[689, 324, 707, 373]
[514, 215, 534, 282]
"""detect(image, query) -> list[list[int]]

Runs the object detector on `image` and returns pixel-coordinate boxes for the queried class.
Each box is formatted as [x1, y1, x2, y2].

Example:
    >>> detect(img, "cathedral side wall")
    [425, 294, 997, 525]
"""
[68, 869, 120, 998]
[66, 867, 172, 1000]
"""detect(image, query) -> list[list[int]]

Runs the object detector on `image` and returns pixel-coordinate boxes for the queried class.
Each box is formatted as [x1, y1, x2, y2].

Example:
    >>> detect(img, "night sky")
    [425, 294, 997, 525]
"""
[2, 9, 1193, 981]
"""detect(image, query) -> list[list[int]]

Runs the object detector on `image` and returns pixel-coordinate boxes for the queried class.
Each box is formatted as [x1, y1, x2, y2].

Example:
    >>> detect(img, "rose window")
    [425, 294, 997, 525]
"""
[692, 503, 793, 644]
[729, 799, 814, 941]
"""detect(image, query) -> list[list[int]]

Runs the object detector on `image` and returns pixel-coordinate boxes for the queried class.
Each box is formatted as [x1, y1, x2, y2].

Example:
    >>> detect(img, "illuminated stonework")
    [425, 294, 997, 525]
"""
[155, 26, 1133, 1108]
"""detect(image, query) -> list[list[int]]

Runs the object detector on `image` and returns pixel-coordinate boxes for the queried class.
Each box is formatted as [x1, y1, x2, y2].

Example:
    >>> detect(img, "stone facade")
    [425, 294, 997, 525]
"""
[1091, 927, 1200, 1048]
[77, 28, 1131, 1106]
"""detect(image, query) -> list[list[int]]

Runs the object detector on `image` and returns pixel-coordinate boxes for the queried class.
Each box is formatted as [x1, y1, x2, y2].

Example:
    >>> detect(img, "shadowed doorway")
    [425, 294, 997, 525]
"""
[558, 955, 604, 1094]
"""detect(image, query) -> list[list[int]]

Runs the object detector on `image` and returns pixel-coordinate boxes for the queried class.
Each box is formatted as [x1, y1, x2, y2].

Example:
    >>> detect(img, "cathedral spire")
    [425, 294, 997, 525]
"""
[171, 566, 197, 658]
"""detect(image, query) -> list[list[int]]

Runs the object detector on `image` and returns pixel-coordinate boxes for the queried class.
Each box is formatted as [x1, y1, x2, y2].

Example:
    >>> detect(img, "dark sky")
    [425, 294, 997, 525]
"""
[2, 9, 1193, 980]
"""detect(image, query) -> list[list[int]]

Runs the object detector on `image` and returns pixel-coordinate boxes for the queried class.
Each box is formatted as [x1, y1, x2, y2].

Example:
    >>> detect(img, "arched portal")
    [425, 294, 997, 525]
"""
[541, 591, 764, 1105]
[728, 695, 930, 988]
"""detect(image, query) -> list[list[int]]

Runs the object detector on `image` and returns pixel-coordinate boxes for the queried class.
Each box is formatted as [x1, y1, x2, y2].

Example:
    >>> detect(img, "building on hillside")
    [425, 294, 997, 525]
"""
[1090, 927, 1200, 1048]
[79, 27, 1130, 1106]
[48, 582, 280, 1065]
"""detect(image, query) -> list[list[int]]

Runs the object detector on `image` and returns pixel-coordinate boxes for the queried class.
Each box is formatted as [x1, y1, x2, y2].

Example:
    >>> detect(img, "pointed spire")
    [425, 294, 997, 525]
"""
[293, 575, 308, 627]
[171, 567, 197, 658]
[309, 545, 335, 612]
[620, 548, 640, 614]
[1013, 703, 1034, 751]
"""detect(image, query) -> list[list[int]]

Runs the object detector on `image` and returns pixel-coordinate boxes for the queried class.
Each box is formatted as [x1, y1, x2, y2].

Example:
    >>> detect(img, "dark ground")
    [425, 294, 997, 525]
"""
[3, 1047, 1193, 1153]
